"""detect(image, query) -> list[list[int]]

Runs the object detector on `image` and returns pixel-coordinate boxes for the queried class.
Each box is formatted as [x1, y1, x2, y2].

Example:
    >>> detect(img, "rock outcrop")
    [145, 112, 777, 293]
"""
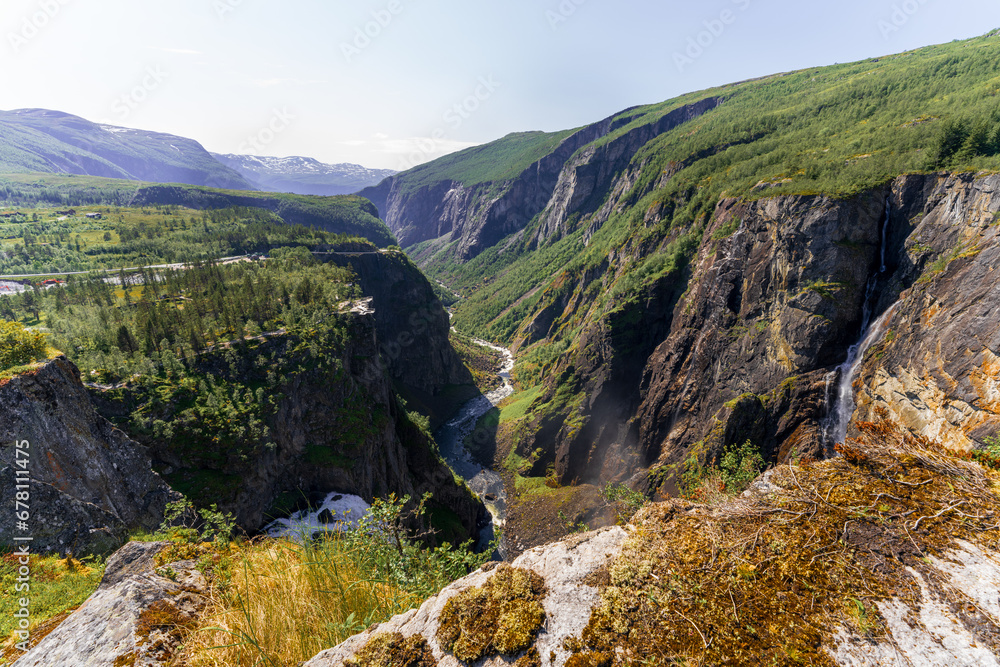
[304, 527, 629, 667]
[322, 250, 472, 397]
[0, 358, 177, 554]
[306, 418, 1000, 666]
[13, 541, 207, 667]
[853, 172, 1000, 451]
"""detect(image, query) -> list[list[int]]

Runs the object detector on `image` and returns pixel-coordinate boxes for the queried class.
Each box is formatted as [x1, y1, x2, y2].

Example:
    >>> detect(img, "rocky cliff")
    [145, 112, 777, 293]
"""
[322, 250, 473, 400]
[105, 305, 486, 542]
[0, 358, 177, 555]
[507, 172, 1000, 500]
[853, 172, 1000, 451]
[12, 541, 207, 666]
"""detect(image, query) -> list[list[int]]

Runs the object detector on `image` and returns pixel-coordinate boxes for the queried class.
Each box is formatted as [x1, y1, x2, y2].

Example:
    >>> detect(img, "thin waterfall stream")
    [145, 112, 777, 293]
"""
[822, 199, 895, 448]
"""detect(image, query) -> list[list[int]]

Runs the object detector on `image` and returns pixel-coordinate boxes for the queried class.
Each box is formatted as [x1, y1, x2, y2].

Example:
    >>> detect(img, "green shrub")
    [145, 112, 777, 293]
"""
[0, 319, 48, 372]
[600, 482, 648, 524]
[681, 440, 766, 502]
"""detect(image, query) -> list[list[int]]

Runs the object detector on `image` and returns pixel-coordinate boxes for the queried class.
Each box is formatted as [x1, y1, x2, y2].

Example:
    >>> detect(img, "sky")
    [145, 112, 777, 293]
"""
[1, 0, 999, 171]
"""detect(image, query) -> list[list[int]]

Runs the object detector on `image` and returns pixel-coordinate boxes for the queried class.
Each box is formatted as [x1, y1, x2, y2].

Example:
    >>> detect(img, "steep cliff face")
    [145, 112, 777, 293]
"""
[121, 308, 486, 541]
[532, 96, 722, 244]
[853, 172, 1000, 451]
[360, 99, 720, 261]
[0, 358, 177, 554]
[513, 172, 1000, 494]
[323, 251, 472, 397]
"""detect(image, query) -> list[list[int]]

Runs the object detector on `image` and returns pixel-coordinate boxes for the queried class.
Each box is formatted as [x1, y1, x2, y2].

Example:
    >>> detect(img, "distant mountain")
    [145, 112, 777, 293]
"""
[0, 109, 254, 190]
[212, 153, 396, 196]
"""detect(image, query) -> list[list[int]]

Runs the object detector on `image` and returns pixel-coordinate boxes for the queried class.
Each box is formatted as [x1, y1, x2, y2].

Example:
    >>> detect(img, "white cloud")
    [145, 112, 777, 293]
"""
[375, 137, 480, 169]
[249, 78, 327, 88]
[155, 47, 203, 55]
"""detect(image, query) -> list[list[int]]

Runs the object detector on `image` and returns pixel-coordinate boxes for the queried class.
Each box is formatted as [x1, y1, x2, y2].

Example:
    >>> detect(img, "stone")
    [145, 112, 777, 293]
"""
[0, 358, 178, 554]
[304, 527, 628, 667]
[13, 541, 208, 667]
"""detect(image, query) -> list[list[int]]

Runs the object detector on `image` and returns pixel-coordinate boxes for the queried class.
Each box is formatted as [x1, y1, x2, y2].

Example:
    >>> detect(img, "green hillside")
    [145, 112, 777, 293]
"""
[415, 32, 1000, 340]
[392, 130, 578, 196]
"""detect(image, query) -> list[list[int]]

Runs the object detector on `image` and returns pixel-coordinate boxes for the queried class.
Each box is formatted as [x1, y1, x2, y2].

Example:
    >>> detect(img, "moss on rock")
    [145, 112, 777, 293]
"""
[436, 564, 548, 662]
[344, 632, 436, 667]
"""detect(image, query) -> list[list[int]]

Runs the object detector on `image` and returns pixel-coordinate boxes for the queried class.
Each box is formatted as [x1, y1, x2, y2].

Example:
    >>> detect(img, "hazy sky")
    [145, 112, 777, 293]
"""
[1, 0, 998, 170]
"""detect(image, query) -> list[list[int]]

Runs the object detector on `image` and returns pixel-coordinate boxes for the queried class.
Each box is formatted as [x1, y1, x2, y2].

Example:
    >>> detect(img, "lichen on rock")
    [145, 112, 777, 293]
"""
[435, 564, 547, 662]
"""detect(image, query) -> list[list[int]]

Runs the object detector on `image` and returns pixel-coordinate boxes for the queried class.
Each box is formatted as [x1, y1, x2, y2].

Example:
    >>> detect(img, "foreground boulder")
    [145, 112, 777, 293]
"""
[309, 416, 1000, 666]
[14, 541, 207, 666]
[0, 358, 177, 554]
[305, 527, 628, 667]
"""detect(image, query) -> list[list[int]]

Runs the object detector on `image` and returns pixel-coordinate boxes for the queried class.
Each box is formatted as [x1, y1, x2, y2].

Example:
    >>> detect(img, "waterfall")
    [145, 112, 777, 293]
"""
[822, 199, 893, 448]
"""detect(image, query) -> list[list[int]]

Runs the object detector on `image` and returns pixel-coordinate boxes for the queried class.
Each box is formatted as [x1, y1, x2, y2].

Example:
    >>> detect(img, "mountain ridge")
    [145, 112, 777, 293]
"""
[0, 108, 254, 190]
[213, 152, 396, 196]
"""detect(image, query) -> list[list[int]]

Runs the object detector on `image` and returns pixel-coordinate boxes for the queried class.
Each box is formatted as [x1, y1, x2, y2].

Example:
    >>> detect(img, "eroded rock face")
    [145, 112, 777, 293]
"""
[359, 100, 721, 262]
[511, 171, 1000, 504]
[323, 251, 472, 397]
[0, 358, 178, 554]
[514, 186, 891, 493]
[13, 541, 207, 667]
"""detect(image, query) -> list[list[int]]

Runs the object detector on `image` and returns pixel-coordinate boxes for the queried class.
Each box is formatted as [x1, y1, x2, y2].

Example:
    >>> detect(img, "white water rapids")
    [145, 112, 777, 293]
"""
[435, 337, 514, 555]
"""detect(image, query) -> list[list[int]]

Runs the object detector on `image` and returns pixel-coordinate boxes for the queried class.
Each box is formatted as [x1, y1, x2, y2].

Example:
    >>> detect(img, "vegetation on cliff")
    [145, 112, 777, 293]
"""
[146, 496, 490, 667]
[405, 30, 1000, 369]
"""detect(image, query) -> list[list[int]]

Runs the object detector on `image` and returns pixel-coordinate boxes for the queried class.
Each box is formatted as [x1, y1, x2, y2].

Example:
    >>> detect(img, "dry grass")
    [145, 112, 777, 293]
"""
[185, 536, 420, 667]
